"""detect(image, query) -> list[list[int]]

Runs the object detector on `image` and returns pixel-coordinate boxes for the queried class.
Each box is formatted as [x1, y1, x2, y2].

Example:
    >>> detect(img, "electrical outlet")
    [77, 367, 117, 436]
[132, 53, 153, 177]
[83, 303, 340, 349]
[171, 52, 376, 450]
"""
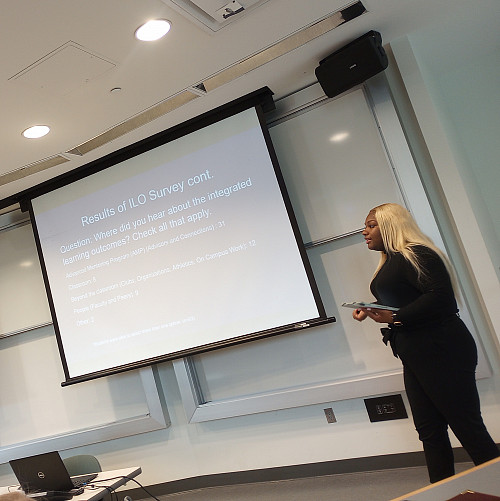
[324, 407, 337, 423]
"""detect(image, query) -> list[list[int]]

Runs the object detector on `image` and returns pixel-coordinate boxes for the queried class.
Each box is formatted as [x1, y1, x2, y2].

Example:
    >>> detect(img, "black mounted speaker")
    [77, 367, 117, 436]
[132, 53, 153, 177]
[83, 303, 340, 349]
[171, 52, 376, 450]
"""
[315, 30, 388, 98]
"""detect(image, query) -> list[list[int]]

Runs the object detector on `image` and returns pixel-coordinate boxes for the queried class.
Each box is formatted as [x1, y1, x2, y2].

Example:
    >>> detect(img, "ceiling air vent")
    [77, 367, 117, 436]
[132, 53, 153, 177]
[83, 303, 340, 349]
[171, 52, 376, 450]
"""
[161, 0, 271, 32]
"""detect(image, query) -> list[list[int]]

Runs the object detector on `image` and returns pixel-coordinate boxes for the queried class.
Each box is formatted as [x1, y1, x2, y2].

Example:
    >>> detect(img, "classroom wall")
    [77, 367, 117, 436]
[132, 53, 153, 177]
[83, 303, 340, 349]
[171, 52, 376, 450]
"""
[406, 3, 500, 283]
[1, 2, 499, 489]
[389, 7, 500, 352]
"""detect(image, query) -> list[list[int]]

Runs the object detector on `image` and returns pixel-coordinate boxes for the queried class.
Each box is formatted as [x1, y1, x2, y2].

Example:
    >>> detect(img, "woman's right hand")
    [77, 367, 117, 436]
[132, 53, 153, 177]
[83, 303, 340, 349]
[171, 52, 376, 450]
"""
[352, 308, 368, 322]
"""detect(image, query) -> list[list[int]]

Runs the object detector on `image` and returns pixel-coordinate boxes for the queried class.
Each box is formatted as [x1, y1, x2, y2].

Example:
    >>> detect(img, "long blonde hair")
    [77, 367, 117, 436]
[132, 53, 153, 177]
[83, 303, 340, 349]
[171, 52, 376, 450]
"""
[372, 203, 458, 294]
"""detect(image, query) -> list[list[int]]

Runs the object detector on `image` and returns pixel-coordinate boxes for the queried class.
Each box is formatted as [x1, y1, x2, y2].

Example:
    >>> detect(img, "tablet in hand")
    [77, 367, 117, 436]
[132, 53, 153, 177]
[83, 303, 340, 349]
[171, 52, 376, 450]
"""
[342, 301, 399, 311]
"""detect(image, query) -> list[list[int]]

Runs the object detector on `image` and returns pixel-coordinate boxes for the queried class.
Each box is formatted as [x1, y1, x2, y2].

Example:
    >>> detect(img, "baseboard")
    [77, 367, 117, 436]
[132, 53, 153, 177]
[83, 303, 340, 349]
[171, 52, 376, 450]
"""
[119, 447, 476, 498]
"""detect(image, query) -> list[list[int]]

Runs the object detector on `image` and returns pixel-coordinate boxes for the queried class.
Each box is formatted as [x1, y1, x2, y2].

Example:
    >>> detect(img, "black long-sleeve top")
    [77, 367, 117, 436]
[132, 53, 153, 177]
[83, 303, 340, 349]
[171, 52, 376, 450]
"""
[370, 245, 458, 326]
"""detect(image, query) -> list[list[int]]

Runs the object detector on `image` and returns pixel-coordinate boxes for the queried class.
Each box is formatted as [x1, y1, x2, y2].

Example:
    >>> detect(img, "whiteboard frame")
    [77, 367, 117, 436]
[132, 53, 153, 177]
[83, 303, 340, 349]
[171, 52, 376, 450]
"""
[0, 366, 169, 463]
[173, 357, 404, 422]
[173, 77, 492, 423]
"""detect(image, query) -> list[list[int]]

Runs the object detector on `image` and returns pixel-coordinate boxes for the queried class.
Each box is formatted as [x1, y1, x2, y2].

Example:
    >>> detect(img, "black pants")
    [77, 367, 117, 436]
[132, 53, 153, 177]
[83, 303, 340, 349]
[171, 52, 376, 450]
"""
[395, 316, 499, 483]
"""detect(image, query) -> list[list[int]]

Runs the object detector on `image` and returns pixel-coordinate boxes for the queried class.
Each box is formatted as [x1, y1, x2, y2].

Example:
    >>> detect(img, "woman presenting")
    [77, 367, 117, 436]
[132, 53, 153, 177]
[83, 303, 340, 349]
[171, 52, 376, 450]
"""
[353, 203, 499, 483]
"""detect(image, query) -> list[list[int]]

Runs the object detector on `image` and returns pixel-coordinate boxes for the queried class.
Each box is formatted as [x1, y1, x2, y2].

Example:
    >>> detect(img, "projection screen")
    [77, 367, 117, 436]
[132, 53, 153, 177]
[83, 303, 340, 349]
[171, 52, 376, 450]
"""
[29, 89, 330, 384]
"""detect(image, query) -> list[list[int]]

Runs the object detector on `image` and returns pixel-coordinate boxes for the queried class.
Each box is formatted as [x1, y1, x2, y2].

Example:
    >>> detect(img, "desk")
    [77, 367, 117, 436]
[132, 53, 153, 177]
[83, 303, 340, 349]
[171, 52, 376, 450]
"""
[390, 457, 500, 500]
[0, 467, 142, 501]
[72, 467, 141, 501]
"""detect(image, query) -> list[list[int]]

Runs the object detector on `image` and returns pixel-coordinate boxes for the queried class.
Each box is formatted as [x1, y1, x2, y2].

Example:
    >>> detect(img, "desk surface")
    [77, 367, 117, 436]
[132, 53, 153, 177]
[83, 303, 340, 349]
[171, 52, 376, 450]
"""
[390, 457, 500, 501]
[0, 467, 141, 501]
[73, 467, 142, 501]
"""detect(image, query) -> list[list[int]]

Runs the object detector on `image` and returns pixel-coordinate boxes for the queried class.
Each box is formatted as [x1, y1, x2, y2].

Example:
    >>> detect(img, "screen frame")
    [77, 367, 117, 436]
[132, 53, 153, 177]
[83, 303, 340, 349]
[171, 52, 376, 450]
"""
[24, 87, 333, 385]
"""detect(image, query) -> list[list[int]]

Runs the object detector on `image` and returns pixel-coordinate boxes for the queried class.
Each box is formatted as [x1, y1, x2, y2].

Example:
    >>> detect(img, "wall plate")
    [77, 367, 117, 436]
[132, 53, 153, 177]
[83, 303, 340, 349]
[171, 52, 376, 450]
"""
[364, 394, 408, 422]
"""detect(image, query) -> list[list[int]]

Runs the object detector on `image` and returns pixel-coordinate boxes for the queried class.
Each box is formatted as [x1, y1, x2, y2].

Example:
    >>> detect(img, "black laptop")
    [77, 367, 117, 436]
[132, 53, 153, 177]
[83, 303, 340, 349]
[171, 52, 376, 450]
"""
[9, 451, 98, 497]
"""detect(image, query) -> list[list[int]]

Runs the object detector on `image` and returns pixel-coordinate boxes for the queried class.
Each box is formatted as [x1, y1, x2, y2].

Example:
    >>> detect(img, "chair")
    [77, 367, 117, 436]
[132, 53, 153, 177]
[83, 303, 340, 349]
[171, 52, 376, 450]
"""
[62, 455, 102, 476]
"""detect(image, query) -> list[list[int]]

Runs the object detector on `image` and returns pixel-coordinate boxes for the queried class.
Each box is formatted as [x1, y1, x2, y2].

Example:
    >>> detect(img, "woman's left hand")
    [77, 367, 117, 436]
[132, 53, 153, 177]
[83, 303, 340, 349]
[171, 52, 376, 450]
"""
[361, 308, 394, 324]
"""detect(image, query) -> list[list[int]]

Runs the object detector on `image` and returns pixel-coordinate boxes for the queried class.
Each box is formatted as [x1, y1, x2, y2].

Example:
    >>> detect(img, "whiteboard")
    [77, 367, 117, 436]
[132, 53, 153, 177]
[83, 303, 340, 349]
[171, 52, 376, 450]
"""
[0, 210, 168, 461]
[187, 86, 403, 396]
[174, 84, 407, 420]
[0, 211, 51, 337]
[268, 88, 402, 243]
[187, 234, 402, 402]
[174, 81, 491, 421]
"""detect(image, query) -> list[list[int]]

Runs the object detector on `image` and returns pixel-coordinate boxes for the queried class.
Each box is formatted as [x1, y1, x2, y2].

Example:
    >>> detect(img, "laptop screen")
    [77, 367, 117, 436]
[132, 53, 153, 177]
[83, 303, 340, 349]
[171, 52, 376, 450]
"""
[10, 452, 81, 493]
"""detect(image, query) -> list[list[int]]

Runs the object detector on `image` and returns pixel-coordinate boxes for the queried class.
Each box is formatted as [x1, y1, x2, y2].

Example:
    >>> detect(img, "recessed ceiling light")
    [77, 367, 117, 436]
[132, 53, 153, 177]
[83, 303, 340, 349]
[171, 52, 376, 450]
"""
[135, 19, 171, 41]
[330, 131, 350, 143]
[22, 125, 50, 139]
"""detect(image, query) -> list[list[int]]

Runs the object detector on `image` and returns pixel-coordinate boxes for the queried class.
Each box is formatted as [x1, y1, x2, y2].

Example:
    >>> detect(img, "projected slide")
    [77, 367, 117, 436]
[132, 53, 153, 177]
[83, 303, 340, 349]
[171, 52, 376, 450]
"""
[32, 106, 324, 381]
